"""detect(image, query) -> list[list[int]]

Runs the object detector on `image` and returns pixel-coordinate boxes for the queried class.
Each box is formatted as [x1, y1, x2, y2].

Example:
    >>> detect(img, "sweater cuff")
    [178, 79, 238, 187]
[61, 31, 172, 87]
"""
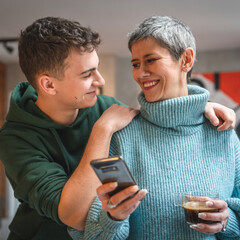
[67, 227, 83, 240]
[99, 210, 129, 233]
[88, 197, 129, 235]
[87, 197, 129, 232]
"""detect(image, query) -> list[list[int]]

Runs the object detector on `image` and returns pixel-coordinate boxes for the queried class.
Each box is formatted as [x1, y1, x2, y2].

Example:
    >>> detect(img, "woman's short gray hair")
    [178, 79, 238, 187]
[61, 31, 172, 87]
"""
[128, 16, 196, 62]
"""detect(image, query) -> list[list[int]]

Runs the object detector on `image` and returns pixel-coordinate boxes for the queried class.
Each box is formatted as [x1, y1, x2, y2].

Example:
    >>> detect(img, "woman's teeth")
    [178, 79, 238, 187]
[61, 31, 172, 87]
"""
[143, 81, 158, 88]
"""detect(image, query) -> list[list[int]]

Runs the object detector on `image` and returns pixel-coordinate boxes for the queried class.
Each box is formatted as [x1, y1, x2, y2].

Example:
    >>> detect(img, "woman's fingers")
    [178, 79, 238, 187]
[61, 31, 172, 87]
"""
[97, 182, 148, 220]
[107, 189, 148, 220]
[107, 185, 140, 205]
[198, 210, 228, 222]
[205, 200, 228, 211]
[191, 200, 229, 234]
[97, 182, 118, 201]
[190, 222, 224, 234]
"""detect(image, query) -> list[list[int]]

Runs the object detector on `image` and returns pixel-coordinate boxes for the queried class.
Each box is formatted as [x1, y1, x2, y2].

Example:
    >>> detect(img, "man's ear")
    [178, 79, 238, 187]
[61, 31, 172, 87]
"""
[182, 48, 194, 72]
[37, 74, 57, 95]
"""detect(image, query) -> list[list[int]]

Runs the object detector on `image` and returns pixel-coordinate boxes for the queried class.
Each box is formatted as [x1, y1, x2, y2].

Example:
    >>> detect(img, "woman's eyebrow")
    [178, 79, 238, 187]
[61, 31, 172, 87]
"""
[131, 53, 154, 63]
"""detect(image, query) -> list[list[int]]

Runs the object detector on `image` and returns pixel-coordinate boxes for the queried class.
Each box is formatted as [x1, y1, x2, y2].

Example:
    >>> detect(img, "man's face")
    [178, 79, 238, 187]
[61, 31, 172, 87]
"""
[54, 49, 105, 110]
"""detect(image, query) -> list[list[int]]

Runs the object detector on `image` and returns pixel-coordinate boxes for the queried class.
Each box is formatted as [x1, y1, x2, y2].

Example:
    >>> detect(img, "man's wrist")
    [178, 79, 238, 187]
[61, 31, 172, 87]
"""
[93, 120, 114, 136]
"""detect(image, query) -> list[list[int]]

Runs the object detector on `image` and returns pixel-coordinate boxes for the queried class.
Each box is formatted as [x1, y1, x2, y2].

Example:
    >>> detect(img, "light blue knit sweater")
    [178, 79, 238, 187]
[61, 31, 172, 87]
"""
[68, 85, 240, 240]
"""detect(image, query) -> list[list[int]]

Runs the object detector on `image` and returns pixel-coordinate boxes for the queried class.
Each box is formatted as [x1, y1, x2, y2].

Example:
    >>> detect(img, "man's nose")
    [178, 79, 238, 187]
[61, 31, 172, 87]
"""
[93, 71, 105, 86]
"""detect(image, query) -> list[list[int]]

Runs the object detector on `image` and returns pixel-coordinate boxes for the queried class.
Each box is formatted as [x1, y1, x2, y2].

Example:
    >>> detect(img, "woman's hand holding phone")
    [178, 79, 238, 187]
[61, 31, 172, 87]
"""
[90, 156, 148, 220]
[97, 182, 148, 221]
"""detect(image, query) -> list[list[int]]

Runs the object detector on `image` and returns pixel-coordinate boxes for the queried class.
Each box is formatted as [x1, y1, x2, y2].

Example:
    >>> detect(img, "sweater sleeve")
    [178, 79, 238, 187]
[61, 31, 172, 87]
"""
[217, 131, 240, 239]
[67, 197, 129, 240]
[109, 132, 122, 157]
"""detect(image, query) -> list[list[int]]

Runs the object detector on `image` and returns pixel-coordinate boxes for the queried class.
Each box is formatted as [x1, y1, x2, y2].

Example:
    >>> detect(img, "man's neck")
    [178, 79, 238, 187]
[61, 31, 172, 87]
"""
[35, 98, 79, 126]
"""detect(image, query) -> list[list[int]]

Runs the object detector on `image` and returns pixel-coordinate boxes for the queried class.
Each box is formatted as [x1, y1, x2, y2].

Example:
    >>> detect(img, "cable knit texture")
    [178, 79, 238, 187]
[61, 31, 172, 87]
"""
[69, 85, 240, 240]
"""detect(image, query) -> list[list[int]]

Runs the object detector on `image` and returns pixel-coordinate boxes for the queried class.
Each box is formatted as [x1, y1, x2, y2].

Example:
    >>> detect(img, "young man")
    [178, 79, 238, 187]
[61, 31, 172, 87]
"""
[0, 17, 235, 240]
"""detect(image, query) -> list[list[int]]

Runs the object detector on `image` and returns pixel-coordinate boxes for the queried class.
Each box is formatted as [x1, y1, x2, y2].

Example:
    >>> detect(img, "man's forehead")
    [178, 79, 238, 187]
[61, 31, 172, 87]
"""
[64, 49, 99, 68]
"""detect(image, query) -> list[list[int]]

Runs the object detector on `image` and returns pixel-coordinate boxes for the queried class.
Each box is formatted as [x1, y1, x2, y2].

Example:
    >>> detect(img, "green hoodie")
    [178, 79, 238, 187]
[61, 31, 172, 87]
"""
[0, 82, 124, 240]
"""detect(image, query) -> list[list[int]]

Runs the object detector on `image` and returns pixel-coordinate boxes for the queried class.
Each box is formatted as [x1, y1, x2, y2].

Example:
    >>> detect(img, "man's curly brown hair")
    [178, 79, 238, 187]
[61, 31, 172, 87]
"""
[18, 17, 101, 89]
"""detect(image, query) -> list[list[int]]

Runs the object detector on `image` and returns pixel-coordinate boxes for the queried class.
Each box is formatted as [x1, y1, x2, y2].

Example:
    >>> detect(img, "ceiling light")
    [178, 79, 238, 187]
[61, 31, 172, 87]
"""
[0, 38, 18, 54]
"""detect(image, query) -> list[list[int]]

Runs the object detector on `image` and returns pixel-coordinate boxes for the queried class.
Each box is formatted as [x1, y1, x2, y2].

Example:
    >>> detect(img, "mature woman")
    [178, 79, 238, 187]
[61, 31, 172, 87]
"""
[69, 16, 240, 240]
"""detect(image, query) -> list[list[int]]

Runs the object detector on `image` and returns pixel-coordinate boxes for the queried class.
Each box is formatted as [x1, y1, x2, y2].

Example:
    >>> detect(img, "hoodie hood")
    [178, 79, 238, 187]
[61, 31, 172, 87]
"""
[6, 82, 90, 129]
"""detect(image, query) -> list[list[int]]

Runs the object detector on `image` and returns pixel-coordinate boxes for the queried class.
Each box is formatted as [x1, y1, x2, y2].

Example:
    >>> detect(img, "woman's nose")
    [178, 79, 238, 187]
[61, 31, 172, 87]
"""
[137, 65, 151, 79]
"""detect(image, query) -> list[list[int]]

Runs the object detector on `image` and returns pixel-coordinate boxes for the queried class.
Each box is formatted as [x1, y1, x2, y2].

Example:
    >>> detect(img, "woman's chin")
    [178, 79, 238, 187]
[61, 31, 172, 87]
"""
[145, 95, 162, 103]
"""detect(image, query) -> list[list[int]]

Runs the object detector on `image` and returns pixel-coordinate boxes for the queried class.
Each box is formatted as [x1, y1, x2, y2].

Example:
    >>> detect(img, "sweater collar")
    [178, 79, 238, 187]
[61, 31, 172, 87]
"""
[138, 85, 209, 129]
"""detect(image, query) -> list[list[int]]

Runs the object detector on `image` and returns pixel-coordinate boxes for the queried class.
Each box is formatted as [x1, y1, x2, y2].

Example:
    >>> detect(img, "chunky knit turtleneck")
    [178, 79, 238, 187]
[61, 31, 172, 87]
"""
[68, 85, 240, 240]
[138, 85, 208, 135]
[139, 85, 207, 128]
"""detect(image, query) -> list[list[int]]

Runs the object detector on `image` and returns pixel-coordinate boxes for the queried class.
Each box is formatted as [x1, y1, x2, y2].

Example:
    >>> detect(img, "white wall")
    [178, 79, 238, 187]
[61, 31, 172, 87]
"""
[7, 63, 26, 93]
[99, 54, 116, 97]
[5, 63, 26, 116]
[115, 56, 140, 108]
[194, 48, 240, 73]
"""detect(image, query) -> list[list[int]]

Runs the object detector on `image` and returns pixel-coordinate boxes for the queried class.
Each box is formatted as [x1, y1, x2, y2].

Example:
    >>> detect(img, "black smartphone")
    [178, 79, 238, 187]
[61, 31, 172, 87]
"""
[90, 156, 137, 197]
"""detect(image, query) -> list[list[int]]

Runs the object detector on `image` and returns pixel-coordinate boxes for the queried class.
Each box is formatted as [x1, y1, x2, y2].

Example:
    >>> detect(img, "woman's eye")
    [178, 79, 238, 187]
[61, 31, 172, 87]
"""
[146, 58, 157, 64]
[132, 63, 140, 68]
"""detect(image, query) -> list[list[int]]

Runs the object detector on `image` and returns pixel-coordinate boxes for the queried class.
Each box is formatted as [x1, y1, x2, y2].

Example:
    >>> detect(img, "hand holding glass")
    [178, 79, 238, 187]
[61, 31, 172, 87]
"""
[181, 191, 219, 226]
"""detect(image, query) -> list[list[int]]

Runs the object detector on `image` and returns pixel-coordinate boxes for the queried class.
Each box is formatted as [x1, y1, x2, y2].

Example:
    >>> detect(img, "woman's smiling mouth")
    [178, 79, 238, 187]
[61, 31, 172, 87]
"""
[143, 80, 159, 90]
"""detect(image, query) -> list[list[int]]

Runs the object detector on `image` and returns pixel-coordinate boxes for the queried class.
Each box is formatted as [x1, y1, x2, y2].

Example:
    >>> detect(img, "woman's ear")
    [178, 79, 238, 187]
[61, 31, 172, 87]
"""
[182, 48, 194, 72]
[37, 74, 57, 95]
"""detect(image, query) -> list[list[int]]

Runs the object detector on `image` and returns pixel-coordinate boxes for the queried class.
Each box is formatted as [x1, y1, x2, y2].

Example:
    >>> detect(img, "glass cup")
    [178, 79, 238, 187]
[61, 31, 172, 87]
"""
[180, 191, 219, 226]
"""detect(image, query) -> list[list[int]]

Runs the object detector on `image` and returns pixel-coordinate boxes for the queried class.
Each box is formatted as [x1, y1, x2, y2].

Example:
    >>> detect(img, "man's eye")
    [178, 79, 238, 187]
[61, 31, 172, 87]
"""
[83, 73, 91, 78]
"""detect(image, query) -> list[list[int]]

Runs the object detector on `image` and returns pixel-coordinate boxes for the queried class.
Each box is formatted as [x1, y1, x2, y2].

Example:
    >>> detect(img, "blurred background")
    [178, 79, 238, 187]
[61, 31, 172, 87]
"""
[0, 0, 240, 238]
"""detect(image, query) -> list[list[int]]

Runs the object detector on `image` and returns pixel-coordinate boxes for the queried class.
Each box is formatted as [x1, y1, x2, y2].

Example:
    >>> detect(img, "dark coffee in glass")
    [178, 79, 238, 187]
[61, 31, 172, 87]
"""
[183, 201, 218, 224]
[180, 191, 219, 226]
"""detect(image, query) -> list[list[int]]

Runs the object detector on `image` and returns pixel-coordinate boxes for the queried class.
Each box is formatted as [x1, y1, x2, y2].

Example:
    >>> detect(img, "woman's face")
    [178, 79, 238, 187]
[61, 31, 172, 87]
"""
[131, 37, 188, 102]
